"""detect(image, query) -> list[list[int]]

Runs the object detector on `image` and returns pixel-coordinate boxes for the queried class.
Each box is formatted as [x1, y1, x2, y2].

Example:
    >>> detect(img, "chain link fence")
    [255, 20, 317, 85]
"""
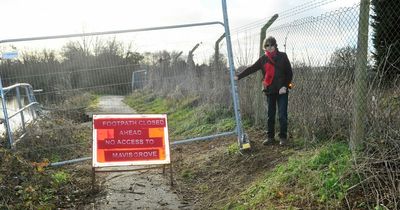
[1, 0, 399, 207]
[0, 22, 236, 162]
[232, 1, 399, 208]
[236, 4, 361, 140]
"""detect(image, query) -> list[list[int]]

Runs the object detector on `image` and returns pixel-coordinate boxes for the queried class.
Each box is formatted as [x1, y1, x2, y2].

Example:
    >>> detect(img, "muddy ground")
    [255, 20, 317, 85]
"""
[171, 130, 292, 209]
[82, 129, 292, 209]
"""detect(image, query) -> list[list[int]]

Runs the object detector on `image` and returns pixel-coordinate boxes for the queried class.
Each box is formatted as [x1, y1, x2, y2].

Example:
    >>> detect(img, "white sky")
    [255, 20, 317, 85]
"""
[2, 0, 292, 38]
[1, 0, 360, 63]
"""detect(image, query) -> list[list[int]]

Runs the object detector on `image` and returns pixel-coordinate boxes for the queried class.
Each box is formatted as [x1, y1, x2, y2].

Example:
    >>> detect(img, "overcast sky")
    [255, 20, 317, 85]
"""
[1, 0, 359, 62]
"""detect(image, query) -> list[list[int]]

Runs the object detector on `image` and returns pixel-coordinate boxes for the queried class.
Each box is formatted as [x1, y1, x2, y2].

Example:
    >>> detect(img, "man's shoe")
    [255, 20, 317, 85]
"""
[279, 138, 288, 146]
[263, 138, 276, 145]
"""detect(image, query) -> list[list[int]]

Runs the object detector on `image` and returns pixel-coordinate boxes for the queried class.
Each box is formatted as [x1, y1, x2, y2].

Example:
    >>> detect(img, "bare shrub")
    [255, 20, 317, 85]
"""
[350, 84, 400, 209]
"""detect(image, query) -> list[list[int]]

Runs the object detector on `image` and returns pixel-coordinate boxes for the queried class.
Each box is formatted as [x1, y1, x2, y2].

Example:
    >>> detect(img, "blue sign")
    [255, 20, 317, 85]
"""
[1, 51, 18, 59]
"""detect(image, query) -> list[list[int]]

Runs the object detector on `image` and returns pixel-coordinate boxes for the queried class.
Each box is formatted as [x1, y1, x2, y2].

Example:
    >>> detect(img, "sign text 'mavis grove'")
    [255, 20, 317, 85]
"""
[104, 149, 159, 161]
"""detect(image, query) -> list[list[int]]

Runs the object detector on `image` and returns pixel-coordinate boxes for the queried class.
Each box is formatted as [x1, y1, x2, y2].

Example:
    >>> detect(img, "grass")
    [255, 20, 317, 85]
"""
[124, 91, 236, 140]
[124, 91, 359, 209]
[224, 141, 357, 209]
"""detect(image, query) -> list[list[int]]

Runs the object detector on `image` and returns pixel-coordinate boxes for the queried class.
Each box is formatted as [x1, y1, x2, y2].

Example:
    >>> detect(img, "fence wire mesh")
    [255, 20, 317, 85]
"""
[1, 0, 399, 207]
[0, 24, 235, 162]
[235, 4, 362, 141]
[230, 1, 399, 207]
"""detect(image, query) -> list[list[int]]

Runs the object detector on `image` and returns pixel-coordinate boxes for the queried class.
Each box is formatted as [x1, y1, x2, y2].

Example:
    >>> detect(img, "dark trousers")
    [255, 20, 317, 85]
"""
[266, 93, 288, 139]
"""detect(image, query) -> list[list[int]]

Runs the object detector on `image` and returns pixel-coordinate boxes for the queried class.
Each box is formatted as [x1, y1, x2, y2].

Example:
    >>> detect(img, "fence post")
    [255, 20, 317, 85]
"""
[222, 0, 250, 149]
[0, 76, 14, 149]
[214, 33, 225, 70]
[351, 0, 370, 152]
[26, 86, 37, 119]
[16, 87, 27, 133]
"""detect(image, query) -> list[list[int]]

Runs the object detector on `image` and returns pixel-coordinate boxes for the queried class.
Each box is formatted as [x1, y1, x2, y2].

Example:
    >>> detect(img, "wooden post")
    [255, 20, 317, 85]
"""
[91, 167, 96, 192]
[351, 0, 370, 153]
[169, 163, 174, 186]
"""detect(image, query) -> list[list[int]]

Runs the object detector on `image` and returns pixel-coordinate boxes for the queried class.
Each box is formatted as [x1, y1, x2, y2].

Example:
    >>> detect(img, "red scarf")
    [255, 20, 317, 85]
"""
[263, 50, 276, 88]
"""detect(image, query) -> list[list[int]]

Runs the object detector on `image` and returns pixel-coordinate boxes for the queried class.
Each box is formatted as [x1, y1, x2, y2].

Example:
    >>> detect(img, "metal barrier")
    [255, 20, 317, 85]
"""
[0, 80, 40, 149]
[0, 0, 249, 166]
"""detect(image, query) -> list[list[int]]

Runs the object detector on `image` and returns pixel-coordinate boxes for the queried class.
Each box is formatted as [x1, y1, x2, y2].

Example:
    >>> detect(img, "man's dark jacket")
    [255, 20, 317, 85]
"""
[237, 50, 293, 95]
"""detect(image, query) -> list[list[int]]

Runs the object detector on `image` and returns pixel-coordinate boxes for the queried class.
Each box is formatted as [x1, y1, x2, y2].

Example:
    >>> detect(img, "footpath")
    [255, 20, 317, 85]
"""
[89, 95, 189, 209]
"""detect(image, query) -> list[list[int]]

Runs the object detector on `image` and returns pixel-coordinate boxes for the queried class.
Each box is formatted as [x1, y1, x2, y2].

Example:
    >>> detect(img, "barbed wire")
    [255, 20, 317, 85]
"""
[231, 0, 338, 33]
[268, 3, 359, 32]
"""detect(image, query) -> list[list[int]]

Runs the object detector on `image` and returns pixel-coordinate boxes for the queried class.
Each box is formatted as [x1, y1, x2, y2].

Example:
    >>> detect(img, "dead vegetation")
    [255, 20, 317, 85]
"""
[0, 117, 102, 209]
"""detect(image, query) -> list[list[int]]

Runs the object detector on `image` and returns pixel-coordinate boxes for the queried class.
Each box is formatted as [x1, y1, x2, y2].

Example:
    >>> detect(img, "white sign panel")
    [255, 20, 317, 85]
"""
[92, 114, 170, 168]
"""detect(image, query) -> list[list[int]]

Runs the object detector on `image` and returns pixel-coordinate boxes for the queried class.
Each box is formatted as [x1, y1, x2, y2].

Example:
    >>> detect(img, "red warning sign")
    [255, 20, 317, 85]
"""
[92, 114, 170, 167]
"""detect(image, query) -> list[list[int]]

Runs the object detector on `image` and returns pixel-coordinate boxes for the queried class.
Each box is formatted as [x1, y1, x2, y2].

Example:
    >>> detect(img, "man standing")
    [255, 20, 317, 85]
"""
[235, 36, 293, 146]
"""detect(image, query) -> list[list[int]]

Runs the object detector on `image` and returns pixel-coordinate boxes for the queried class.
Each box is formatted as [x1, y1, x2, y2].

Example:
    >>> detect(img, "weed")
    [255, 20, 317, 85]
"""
[227, 143, 239, 155]
[51, 171, 70, 186]
[197, 184, 209, 193]
[181, 169, 194, 180]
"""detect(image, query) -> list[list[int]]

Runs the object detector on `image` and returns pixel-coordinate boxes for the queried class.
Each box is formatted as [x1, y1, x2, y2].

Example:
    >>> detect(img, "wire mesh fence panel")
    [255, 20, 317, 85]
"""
[232, 4, 362, 141]
[0, 23, 237, 161]
[230, 1, 400, 207]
